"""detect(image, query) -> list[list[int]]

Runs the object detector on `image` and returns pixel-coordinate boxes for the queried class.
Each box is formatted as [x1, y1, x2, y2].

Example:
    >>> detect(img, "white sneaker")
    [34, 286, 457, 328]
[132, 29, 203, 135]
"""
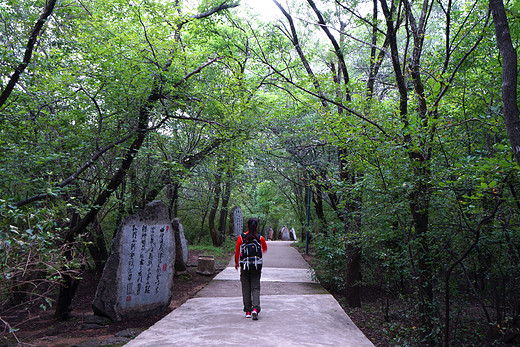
[252, 309, 258, 320]
[245, 312, 251, 318]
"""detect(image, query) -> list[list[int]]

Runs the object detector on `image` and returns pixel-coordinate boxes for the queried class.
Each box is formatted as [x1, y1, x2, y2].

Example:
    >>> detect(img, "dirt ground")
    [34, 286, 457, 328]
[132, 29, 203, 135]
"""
[0, 250, 232, 347]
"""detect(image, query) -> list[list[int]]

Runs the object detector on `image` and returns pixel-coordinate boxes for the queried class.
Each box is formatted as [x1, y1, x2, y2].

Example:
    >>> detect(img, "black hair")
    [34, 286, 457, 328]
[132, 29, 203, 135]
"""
[246, 218, 259, 242]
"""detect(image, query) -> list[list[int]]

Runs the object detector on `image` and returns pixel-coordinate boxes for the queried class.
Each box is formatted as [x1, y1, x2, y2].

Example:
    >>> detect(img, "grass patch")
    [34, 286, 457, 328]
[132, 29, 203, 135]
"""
[190, 239, 235, 257]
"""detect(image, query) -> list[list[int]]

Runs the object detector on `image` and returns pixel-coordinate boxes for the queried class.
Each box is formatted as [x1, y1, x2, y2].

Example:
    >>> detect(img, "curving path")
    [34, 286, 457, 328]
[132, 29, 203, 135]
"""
[125, 241, 374, 347]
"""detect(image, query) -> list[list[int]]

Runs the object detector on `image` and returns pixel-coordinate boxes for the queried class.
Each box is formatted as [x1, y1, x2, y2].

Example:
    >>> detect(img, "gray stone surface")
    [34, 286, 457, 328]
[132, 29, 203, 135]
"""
[266, 227, 274, 240]
[289, 227, 297, 240]
[172, 218, 188, 273]
[196, 255, 215, 275]
[279, 226, 290, 240]
[229, 206, 243, 236]
[115, 328, 145, 338]
[92, 200, 176, 321]
[125, 241, 374, 347]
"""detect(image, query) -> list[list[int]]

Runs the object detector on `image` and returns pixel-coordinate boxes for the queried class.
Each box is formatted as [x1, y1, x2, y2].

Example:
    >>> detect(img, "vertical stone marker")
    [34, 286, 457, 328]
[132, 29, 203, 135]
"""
[289, 228, 297, 241]
[267, 227, 274, 240]
[92, 200, 175, 321]
[172, 218, 188, 274]
[229, 206, 243, 237]
[280, 226, 290, 241]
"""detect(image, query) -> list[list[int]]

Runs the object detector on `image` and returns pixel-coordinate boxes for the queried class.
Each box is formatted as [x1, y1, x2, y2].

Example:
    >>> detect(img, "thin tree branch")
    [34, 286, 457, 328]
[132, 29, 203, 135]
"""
[14, 131, 136, 207]
[177, 1, 239, 30]
[306, 0, 351, 99]
[0, 0, 57, 109]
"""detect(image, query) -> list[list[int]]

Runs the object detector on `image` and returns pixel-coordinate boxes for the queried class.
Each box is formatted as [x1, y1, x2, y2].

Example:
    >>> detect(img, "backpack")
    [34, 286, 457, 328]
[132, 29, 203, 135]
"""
[239, 233, 263, 271]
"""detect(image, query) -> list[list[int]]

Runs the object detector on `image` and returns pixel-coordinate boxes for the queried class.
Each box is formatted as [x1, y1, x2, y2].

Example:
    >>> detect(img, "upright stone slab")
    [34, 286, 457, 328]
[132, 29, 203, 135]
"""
[92, 201, 176, 321]
[172, 218, 188, 274]
[229, 206, 243, 236]
[289, 228, 297, 241]
[280, 226, 290, 241]
[266, 227, 274, 240]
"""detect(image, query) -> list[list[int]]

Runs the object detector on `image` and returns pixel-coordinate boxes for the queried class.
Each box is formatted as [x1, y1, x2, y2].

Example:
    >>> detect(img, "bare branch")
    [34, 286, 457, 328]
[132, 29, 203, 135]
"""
[306, 0, 350, 98]
[0, 0, 57, 109]
[177, 1, 239, 30]
[173, 56, 223, 88]
[267, 62, 389, 136]
[0, 316, 20, 345]
[272, 0, 326, 106]
[192, 1, 239, 20]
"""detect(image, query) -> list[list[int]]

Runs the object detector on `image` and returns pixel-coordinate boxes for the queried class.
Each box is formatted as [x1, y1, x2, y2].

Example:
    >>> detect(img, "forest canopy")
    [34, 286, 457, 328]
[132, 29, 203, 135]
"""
[1, 0, 520, 345]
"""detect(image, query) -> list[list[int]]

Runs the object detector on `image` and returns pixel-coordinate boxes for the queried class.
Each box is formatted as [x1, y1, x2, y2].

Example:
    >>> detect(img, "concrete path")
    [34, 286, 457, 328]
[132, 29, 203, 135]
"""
[125, 241, 374, 346]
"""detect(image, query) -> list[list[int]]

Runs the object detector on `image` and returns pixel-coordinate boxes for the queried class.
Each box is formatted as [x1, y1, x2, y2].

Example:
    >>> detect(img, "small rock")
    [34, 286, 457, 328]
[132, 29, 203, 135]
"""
[115, 328, 144, 338]
[83, 315, 110, 325]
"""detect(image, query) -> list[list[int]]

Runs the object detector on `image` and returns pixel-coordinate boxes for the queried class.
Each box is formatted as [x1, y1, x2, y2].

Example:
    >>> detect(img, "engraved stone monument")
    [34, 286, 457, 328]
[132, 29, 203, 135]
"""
[280, 226, 290, 241]
[92, 200, 175, 321]
[172, 218, 188, 274]
[229, 206, 243, 236]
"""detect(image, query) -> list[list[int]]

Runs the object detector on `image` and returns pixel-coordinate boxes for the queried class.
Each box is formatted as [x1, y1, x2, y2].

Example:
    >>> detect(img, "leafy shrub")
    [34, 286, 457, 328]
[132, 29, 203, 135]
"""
[311, 230, 347, 293]
[0, 201, 83, 310]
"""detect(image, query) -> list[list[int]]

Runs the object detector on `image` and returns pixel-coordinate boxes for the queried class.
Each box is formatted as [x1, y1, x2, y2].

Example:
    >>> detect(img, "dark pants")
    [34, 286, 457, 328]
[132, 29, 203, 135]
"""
[240, 269, 261, 313]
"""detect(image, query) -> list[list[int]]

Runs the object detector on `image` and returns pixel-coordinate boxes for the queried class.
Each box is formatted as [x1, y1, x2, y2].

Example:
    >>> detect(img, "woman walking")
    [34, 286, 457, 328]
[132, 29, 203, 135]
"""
[235, 218, 267, 320]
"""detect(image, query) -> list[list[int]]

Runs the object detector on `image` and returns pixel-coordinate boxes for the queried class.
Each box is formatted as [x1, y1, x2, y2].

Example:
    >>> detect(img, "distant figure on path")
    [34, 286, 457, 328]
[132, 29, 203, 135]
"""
[235, 218, 267, 320]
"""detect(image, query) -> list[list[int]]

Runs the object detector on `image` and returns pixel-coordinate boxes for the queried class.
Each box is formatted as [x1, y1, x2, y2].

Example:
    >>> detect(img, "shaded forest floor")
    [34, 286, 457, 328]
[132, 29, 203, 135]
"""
[0, 250, 232, 347]
[298, 246, 518, 347]
[2, 245, 516, 346]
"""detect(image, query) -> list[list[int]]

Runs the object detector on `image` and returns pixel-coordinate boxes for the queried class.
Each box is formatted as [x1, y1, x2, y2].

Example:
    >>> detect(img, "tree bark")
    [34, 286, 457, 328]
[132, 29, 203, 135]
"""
[218, 172, 232, 241]
[87, 218, 109, 274]
[312, 184, 327, 227]
[208, 170, 222, 247]
[490, 0, 520, 168]
[344, 244, 362, 307]
[168, 182, 180, 219]
[55, 206, 82, 319]
[380, 1, 435, 343]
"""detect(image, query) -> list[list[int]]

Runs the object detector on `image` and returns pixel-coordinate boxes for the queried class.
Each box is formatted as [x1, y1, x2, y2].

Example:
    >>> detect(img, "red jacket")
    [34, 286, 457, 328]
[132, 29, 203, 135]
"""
[234, 231, 268, 269]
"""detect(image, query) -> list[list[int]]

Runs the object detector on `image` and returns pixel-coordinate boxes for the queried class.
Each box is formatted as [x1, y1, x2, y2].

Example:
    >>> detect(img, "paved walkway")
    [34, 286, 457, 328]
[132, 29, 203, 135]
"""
[125, 241, 374, 346]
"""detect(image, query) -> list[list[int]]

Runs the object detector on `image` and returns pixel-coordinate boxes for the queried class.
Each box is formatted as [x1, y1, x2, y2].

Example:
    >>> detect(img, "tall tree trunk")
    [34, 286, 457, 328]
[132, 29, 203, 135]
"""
[410, 187, 433, 341]
[197, 207, 209, 244]
[87, 218, 108, 274]
[344, 244, 362, 307]
[311, 173, 327, 228]
[407, 0, 435, 340]
[490, 0, 520, 167]
[208, 171, 222, 247]
[380, 0, 435, 342]
[218, 174, 232, 242]
[55, 206, 82, 319]
[338, 148, 363, 307]
[169, 182, 180, 219]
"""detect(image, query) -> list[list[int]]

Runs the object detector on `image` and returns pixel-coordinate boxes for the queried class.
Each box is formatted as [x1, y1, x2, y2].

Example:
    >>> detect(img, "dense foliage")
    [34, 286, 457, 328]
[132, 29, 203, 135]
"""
[1, 0, 520, 345]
